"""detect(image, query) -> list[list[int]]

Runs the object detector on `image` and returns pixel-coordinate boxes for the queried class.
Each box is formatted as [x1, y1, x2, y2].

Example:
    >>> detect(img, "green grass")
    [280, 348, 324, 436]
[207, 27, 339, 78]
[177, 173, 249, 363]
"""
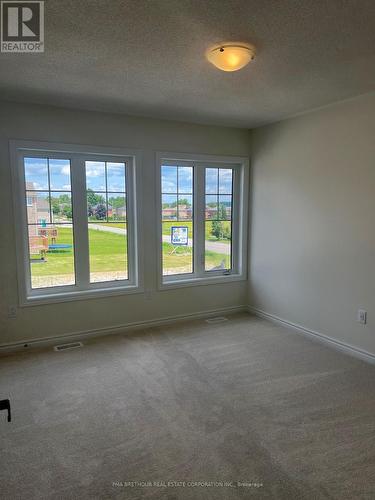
[88, 227, 127, 274]
[30, 227, 128, 277]
[162, 242, 230, 272]
[31, 227, 230, 278]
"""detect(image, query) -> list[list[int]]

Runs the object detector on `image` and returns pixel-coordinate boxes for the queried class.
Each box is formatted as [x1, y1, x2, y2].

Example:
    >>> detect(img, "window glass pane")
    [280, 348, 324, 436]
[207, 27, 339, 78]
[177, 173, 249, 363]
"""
[24, 156, 76, 290]
[205, 195, 217, 219]
[86, 161, 128, 284]
[87, 192, 107, 220]
[162, 165, 194, 276]
[26, 191, 51, 225]
[108, 194, 126, 221]
[178, 195, 192, 220]
[162, 222, 193, 275]
[28, 223, 75, 289]
[219, 169, 232, 194]
[205, 221, 231, 271]
[162, 165, 177, 193]
[107, 162, 126, 192]
[178, 166, 193, 193]
[50, 192, 72, 223]
[205, 168, 233, 272]
[88, 222, 128, 283]
[24, 157, 49, 190]
[162, 194, 177, 220]
[85, 161, 106, 191]
[205, 168, 218, 194]
[49, 159, 71, 190]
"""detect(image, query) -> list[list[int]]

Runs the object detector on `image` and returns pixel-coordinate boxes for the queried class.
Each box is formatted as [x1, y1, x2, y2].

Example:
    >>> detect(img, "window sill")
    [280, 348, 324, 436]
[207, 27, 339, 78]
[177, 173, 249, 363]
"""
[160, 273, 246, 291]
[20, 284, 143, 307]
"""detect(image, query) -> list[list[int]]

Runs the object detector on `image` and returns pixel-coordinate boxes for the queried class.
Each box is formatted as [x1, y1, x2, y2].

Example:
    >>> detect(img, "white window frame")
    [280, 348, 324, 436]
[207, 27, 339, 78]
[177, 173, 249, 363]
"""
[156, 152, 249, 289]
[10, 140, 143, 306]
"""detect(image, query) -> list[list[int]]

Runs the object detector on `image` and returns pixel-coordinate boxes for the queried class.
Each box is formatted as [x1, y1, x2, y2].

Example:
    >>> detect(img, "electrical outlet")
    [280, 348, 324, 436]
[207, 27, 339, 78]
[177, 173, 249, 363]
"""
[8, 305, 17, 319]
[357, 309, 367, 325]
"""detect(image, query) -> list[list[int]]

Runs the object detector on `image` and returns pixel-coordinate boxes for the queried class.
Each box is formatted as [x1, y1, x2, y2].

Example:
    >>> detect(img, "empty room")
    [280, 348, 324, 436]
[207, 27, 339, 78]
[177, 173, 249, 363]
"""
[0, 1, 374, 498]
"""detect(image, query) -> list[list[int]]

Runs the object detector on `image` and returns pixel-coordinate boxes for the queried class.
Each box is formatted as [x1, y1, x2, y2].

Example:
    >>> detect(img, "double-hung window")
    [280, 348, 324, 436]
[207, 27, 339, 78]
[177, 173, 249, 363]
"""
[158, 153, 248, 286]
[11, 141, 140, 304]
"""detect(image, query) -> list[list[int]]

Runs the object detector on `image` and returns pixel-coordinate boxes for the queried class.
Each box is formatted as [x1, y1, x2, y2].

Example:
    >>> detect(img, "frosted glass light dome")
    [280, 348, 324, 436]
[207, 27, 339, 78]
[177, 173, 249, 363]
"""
[206, 43, 255, 72]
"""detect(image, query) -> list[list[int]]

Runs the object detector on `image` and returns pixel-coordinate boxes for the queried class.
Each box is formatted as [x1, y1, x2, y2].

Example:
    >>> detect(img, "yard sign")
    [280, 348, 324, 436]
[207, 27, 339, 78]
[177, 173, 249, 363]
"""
[171, 226, 188, 246]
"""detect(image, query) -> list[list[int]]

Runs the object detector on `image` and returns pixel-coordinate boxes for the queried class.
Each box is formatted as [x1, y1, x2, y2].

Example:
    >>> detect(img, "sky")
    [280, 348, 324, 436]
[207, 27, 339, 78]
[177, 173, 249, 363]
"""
[24, 158, 126, 193]
[161, 165, 233, 207]
[25, 159, 232, 200]
[161, 166, 232, 194]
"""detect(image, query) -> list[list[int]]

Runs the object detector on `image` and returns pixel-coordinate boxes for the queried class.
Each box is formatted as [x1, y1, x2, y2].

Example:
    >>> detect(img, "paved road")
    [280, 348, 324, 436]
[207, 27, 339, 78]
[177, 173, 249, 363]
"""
[88, 223, 230, 254]
[89, 223, 127, 235]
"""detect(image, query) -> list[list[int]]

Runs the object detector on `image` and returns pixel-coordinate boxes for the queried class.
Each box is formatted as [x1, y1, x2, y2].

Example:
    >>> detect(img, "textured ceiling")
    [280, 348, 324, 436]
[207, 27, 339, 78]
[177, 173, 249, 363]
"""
[1, 0, 375, 128]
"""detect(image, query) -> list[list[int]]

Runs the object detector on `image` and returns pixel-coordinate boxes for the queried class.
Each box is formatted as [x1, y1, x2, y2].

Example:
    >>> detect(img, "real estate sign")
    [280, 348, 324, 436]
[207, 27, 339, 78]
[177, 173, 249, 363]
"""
[171, 226, 188, 246]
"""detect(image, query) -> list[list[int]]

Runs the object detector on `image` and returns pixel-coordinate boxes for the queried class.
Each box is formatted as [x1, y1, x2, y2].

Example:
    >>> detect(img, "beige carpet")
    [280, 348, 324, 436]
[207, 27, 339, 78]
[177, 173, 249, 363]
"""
[0, 312, 374, 499]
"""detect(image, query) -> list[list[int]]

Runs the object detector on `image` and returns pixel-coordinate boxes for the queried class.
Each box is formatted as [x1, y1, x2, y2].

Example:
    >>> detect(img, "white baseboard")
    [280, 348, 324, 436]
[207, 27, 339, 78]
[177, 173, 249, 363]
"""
[0, 305, 247, 353]
[248, 306, 375, 365]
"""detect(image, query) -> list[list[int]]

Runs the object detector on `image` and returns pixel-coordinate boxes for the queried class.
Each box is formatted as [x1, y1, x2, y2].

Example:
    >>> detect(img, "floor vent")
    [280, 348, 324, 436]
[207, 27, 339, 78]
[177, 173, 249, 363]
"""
[54, 342, 83, 352]
[205, 316, 228, 324]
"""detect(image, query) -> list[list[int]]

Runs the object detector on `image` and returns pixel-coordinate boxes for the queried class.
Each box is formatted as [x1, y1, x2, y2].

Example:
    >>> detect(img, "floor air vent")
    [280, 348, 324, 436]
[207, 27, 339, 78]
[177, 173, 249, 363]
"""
[205, 316, 228, 324]
[54, 342, 83, 352]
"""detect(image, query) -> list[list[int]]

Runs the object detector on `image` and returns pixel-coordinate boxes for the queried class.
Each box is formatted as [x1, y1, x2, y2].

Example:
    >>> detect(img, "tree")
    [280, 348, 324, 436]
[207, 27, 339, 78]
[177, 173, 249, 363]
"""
[87, 189, 105, 206]
[210, 204, 230, 240]
[177, 198, 190, 207]
[62, 206, 72, 219]
[109, 196, 126, 209]
[218, 203, 227, 220]
[95, 204, 107, 220]
[50, 197, 61, 215]
[58, 194, 71, 204]
[211, 219, 223, 239]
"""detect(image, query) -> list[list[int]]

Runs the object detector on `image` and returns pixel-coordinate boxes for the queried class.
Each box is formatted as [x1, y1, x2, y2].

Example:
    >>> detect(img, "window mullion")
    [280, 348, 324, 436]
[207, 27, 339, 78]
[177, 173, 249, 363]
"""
[231, 166, 241, 274]
[125, 159, 136, 285]
[194, 165, 205, 276]
[70, 156, 90, 288]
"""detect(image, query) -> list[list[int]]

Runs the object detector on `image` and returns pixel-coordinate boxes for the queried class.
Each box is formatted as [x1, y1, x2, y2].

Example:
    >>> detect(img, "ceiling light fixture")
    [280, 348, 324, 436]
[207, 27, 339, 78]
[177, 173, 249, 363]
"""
[206, 43, 255, 72]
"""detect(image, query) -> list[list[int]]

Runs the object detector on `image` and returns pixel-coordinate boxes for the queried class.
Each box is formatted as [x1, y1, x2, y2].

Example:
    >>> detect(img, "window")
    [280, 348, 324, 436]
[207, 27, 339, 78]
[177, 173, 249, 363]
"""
[24, 156, 75, 289]
[12, 141, 140, 304]
[85, 161, 128, 283]
[158, 153, 248, 286]
[205, 168, 233, 272]
[161, 165, 193, 275]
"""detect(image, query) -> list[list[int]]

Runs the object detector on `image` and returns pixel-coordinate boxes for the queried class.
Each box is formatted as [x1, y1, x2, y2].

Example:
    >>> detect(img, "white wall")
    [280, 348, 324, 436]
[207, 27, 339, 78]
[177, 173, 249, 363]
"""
[0, 101, 250, 346]
[249, 91, 375, 355]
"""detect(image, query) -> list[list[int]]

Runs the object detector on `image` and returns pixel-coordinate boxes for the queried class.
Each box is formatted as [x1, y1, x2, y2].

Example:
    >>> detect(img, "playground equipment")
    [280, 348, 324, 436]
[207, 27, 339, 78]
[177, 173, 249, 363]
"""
[29, 235, 48, 261]
[38, 227, 58, 244]
[30, 227, 72, 262]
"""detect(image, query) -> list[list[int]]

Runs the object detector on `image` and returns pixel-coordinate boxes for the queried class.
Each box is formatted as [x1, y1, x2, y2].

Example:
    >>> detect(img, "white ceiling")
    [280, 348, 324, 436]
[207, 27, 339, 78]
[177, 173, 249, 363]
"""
[1, 0, 375, 128]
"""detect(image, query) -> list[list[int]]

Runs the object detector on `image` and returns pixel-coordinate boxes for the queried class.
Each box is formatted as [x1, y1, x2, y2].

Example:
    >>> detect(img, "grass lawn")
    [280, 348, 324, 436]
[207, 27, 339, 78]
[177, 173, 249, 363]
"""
[30, 227, 128, 277]
[31, 227, 230, 279]
[162, 242, 230, 272]
[88, 227, 127, 274]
